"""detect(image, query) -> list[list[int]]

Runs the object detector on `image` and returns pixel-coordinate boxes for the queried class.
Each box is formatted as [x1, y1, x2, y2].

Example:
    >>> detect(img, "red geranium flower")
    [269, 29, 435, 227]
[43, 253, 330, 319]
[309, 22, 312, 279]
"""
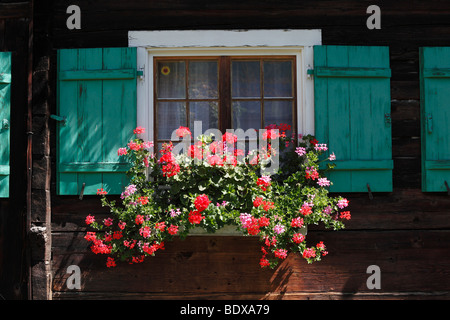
[138, 196, 149, 205]
[300, 204, 312, 216]
[97, 188, 107, 195]
[340, 211, 351, 220]
[133, 126, 145, 135]
[175, 126, 191, 138]
[222, 132, 237, 144]
[188, 210, 205, 224]
[194, 194, 210, 212]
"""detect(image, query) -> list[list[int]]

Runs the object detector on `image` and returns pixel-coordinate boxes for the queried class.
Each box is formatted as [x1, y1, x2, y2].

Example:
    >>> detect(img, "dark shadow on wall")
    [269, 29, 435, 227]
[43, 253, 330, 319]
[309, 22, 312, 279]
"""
[267, 261, 294, 300]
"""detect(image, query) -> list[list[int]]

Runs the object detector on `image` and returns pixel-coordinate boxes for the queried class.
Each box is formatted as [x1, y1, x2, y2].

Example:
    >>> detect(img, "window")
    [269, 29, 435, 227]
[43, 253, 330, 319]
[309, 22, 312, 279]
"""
[154, 56, 296, 148]
[55, 34, 395, 195]
[129, 29, 322, 145]
[155, 58, 220, 146]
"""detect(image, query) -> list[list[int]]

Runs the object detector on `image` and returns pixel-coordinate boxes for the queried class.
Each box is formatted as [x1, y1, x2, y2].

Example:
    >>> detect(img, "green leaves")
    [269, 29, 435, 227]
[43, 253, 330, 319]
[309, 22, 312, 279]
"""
[86, 126, 350, 269]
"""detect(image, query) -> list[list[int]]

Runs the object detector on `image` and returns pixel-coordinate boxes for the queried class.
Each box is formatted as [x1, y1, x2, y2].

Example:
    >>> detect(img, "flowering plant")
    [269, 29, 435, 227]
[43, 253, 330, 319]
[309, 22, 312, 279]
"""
[84, 124, 350, 268]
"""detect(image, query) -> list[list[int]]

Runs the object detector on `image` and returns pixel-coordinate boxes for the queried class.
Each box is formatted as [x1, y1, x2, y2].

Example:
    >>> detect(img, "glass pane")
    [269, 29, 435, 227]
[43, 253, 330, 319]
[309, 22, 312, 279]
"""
[263, 100, 293, 134]
[231, 61, 261, 98]
[157, 61, 186, 99]
[189, 101, 219, 134]
[157, 101, 187, 140]
[263, 61, 293, 98]
[232, 100, 261, 131]
[188, 61, 218, 99]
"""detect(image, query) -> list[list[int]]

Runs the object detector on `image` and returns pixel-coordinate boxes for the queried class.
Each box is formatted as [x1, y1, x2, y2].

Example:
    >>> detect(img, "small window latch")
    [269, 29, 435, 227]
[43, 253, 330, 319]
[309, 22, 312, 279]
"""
[307, 65, 314, 79]
[137, 67, 144, 80]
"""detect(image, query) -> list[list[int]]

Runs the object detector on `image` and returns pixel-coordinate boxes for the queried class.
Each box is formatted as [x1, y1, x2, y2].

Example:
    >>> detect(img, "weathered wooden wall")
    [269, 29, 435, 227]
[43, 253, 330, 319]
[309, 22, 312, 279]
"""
[0, 0, 32, 300]
[30, 0, 450, 299]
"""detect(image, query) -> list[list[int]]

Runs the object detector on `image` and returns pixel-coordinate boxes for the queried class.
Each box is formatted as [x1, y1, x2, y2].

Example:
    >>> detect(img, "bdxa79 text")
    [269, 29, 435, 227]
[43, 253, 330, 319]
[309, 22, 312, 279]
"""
[224, 304, 270, 315]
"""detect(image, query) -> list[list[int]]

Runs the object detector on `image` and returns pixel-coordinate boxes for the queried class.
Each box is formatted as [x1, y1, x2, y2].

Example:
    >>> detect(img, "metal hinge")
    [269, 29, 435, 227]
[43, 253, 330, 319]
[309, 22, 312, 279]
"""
[426, 113, 433, 133]
[384, 113, 391, 127]
[50, 114, 67, 126]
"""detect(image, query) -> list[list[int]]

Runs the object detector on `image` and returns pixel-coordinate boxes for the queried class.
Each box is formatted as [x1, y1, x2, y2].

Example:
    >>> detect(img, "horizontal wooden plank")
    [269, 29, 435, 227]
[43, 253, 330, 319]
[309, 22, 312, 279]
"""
[59, 162, 131, 173]
[51, 230, 450, 296]
[313, 67, 391, 78]
[58, 69, 136, 81]
[0, 2, 32, 19]
[50, 188, 450, 232]
[425, 160, 450, 170]
[51, 0, 450, 18]
[422, 68, 450, 78]
[52, 291, 450, 300]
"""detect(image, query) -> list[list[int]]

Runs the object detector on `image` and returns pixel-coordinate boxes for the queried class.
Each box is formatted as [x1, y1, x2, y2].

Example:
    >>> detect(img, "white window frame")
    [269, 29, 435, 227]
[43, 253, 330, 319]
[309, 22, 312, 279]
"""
[128, 29, 322, 143]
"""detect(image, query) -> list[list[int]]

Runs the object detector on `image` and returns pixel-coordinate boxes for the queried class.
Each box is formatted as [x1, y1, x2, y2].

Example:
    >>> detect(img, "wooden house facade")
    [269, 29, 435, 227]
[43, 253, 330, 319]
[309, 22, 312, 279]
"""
[1, 0, 450, 300]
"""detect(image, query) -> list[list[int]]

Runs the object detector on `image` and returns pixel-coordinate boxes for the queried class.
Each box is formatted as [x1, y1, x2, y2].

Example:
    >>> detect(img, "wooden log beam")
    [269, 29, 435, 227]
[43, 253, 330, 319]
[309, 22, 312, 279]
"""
[0, 2, 32, 20]
[50, 230, 450, 298]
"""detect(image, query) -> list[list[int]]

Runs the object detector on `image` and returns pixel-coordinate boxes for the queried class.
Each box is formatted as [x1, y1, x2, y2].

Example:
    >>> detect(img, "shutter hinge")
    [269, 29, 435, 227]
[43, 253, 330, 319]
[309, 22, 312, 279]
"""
[79, 182, 86, 200]
[50, 114, 67, 126]
[426, 113, 433, 133]
[444, 181, 450, 195]
[384, 113, 391, 127]
[307, 65, 314, 79]
[367, 183, 374, 200]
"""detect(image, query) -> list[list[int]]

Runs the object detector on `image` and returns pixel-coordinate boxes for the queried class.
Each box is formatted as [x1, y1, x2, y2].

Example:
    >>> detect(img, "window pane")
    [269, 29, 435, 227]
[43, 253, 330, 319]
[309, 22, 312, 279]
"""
[188, 61, 218, 99]
[189, 101, 219, 133]
[232, 61, 260, 98]
[157, 101, 186, 140]
[263, 61, 293, 98]
[264, 100, 293, 133]
[232, 101, 261, 131]
[157, 61, 186, 99]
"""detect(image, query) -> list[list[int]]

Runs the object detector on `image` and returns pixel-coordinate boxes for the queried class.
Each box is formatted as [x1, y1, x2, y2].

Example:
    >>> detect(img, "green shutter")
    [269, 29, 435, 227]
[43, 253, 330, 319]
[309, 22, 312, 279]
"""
[0, 52, 11, 198]
[420, 47, 450, 192]
[313, 45, 393, 192]
[57, 48, 137, 195]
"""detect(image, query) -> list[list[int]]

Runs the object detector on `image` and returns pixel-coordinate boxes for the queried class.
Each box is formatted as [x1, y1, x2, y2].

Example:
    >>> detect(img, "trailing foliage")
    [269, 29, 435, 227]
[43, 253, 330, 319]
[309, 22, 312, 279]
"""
[85, 125, 350, 268]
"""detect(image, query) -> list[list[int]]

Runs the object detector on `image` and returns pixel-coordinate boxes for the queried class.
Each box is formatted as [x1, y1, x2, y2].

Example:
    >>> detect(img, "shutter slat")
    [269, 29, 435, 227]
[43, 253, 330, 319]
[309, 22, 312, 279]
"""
[314, 45, 393, 192]
[78, 49, 103, 195]
[57, 48, 137, 195]
[0, 52, 11, 198]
